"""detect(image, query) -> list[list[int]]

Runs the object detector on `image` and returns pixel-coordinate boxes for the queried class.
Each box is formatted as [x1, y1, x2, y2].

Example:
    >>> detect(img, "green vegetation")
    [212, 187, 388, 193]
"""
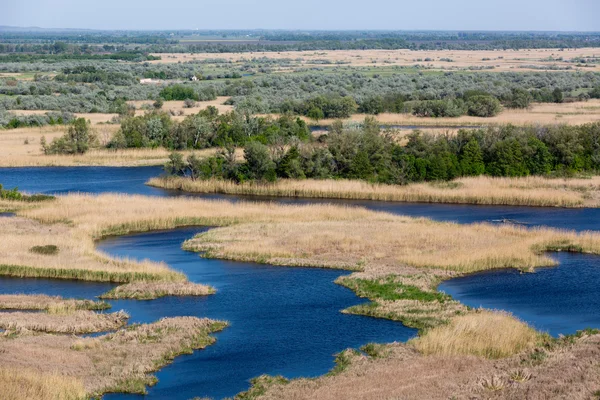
[339, 276, 450, 303]
[111, 109, 310, 150]
[235, 375, 290, 400]
[165, 121, 600, 185]
[0, 110, 75, 129]
[42, 118, 96, 155]
[29, 245, 59, 255]
[0, 184, 54, 202]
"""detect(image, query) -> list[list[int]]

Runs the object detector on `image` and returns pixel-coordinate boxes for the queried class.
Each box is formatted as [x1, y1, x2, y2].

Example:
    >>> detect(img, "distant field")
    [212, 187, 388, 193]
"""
[263, 99, 600, 127]
[128, 97, 234, 118]
[149, 48, 600, 72]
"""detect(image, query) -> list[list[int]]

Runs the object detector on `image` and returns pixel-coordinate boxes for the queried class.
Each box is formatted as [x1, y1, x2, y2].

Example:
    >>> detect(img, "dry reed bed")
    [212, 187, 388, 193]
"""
[8, 192, 600, 300]
[0, 316, 227, 396]
[150, 175, 600, 207]
[3, 193, 600, 397]
[252, 327, 600, 400]
[0, 294, 109, 312]
[411, 311, 539, 359]
[0, 367, 87, 400]
[0, 310, 129, 334]
[184, 218, 600, 274]
[100, 281, 214, 300]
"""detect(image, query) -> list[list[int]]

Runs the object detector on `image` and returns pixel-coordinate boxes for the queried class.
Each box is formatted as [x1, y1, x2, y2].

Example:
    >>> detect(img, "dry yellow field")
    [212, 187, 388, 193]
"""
[0, 124, 223, 167]
[268, 99, 600, 127]
[150, 48, 600, 72]
[150, 175, 600, 208]
[128, 96, 234, 118]
[3, 191, 600, 397]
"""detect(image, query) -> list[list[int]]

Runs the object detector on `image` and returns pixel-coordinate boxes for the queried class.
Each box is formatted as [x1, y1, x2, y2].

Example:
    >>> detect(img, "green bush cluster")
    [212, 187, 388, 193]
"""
[110, 108, 310, 150]
[166, 120, 600, 184]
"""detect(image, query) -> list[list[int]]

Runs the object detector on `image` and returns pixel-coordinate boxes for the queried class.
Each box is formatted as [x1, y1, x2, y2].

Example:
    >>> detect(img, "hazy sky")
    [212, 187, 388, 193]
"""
[3, 0, 600, 31]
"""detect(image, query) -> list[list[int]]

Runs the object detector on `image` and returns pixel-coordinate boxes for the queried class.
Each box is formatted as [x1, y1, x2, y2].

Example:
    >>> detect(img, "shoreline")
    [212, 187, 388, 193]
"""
[148, 175, 600, 208]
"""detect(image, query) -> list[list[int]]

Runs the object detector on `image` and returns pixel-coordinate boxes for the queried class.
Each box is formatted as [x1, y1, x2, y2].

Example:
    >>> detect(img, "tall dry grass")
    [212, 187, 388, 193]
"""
[184, 218, 600, 274]
[7, 192, 600, 282]
[0, 367, 87, 400]
[411, 311, 539, 359]
[0, 294, 109, 312]
[0, 316, 226, 396]
[150, 175, 600, 208]
[0, 310, 129, 334]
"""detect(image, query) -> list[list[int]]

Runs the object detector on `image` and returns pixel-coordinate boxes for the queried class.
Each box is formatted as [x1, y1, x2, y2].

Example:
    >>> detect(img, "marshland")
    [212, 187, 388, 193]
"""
[2, 14, 600, 400]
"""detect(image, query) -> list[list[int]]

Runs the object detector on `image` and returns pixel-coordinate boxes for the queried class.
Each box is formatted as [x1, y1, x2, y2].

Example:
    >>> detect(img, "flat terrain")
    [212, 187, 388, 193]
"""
[129, 96, 234, 117]
[150, 48, 600, 72]
[151, 175, 600, 208]
[2, 191, 600, 397]
[289, 99, 600, 127]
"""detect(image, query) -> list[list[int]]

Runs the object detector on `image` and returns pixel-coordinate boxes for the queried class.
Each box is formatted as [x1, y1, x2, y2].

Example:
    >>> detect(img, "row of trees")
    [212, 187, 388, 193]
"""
[0, 111, 75, 129]
[109, 108, 311, 150]
[166, 120, 600, 184]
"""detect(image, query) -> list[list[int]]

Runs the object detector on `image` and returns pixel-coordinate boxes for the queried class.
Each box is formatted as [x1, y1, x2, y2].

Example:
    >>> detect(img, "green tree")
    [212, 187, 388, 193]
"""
[43, 118, 94, 155]
[307, 107, 324, 122]
[244, 142, 276, 181]
[552, 88, 564, 103]
[459, 139, 485, 176]
[509, 88, 533, 109]
[466, 95, 502, 117]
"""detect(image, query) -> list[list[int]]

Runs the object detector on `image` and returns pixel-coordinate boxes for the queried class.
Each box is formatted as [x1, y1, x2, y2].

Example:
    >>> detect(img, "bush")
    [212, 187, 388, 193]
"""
[43, 118, 96, 154]
[29, 245, 59, 255]
[160, 84, 199, 101]
[466, 95, 502, 117]
[183, 99, 196, 108]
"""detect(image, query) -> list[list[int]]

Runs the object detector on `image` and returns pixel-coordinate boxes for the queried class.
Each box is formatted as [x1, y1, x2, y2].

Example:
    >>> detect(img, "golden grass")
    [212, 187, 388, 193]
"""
[411, 311, 539, 359]
[185, 217, 600, 274]
[150, 175, 600, 207]
[0, 310, 129, 334]
[0, 317, 227, 396]
[0, 294, 109, 312]
[0, 216, 184, 282]
[251, 332, 600, 400]
[129, 97, 234, 118]
[5, 192, 599, 281]
[99, 281, 214, 300]
[261, 99, 600, 127]
[149, 48, 600, 73]
[0, 367, 87, 400]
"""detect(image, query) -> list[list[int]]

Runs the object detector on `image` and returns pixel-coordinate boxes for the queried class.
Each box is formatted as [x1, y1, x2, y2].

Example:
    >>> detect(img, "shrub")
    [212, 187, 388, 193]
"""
[43, 118, 96, 155]
[160, 85, 199, 101]
[467, 95, 502, 117]
[29, 245, 59, 255]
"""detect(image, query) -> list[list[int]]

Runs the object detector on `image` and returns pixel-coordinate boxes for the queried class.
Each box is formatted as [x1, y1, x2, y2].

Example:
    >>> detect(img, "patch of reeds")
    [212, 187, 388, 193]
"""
[0, 294, 109, 312]
[0, 310, 129, 334]
[99, 281, 215, 300]
[411, 311, 540, 359]
[0, 367, 87, 400]
[148, 175, 600, 208]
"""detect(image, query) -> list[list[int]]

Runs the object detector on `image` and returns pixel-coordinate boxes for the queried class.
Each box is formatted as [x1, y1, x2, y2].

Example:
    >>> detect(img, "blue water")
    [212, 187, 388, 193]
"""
[2, 166, 600, 396]
[439, 252, 600, 337]
[1, 166, 599, 231]
[0, 227, 414, 399]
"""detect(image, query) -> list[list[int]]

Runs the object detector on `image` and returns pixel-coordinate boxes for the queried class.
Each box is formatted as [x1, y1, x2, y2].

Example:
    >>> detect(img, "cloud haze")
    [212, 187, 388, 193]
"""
[2, 0, 599, 31]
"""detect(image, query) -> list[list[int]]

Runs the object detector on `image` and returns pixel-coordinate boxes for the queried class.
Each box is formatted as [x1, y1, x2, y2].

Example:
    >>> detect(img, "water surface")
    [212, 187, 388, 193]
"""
[439, 252, 600, 337]
[0, 227, 414, 399]
[1, 166, 598, 231]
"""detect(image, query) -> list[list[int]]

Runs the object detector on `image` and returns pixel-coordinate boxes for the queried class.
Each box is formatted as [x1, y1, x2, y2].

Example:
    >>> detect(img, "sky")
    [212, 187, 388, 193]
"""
[2, 0, 600, 31]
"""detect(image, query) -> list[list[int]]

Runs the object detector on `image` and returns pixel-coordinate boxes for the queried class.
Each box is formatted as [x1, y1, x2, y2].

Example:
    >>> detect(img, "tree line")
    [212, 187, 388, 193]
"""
[164, 120, 600, 184]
